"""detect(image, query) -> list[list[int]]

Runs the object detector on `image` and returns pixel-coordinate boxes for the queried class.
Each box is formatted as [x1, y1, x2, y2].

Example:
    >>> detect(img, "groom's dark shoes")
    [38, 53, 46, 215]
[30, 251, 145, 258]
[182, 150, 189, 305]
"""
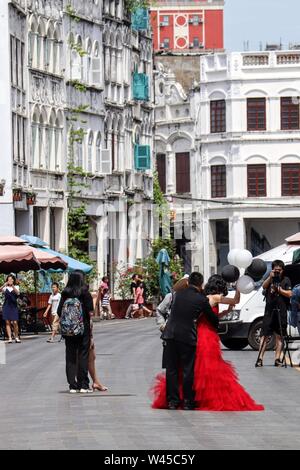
[168, 401, 180, 410]
[183, 400, 195, 410]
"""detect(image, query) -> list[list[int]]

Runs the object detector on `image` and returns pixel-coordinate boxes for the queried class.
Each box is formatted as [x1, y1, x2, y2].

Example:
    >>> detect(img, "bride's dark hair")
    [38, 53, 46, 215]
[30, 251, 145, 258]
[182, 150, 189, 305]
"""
[204, 274, 228, 297]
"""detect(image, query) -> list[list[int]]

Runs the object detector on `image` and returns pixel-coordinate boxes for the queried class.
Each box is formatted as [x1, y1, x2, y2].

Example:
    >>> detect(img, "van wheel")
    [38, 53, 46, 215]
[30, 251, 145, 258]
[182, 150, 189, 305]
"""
[248, 320, 275, 351]
[220, 339, 249, 350]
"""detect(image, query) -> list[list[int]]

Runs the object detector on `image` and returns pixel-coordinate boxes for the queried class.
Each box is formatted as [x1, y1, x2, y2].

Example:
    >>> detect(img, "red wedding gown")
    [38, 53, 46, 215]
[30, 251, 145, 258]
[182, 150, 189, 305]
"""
[151, 306, 264, 411]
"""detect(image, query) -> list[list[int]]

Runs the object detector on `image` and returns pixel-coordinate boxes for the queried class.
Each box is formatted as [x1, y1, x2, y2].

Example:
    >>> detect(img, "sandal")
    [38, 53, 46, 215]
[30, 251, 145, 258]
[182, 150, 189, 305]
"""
[255, 358, 263, 367]
[92, 384, 108, 392]
[274, 359, 283, 367]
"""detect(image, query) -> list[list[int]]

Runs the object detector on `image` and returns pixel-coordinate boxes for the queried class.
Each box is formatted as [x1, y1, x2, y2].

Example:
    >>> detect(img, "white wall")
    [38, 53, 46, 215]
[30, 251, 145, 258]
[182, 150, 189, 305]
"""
[0, 1, 14, 234]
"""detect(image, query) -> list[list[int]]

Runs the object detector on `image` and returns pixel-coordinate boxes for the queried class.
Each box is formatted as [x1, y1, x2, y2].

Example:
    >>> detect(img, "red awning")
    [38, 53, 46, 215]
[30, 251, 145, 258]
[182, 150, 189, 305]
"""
[0, 245, 40, 273]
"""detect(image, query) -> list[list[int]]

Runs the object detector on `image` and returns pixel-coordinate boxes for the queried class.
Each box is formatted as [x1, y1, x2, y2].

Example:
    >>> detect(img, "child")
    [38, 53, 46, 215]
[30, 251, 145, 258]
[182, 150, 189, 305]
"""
[43, 283, 61, 342]
[135, 280, 152, 318]
[101, 288, 115, 320]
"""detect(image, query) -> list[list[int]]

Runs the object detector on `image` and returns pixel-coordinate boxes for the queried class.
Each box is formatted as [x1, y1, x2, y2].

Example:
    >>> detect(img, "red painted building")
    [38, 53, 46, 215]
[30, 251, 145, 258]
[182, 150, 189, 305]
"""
[150, 0, 224, 53]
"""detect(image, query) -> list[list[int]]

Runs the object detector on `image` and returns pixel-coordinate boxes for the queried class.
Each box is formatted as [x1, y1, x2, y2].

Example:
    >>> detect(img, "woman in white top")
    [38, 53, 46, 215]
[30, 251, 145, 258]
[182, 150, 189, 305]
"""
[0, 274, 20, 343]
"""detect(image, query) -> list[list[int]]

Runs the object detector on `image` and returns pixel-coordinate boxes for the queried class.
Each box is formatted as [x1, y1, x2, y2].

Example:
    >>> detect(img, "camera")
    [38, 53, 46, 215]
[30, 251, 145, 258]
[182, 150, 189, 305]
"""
[272, 274, 281, 286]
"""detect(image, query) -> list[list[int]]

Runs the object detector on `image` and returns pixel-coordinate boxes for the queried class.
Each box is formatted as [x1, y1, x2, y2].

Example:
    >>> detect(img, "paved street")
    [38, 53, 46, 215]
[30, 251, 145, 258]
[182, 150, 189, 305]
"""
[0, 317, 300, 450]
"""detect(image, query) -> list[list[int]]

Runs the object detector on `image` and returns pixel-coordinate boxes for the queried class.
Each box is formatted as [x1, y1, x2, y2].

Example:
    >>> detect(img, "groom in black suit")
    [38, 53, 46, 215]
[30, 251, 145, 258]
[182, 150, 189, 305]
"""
[163, 272, 219, 410]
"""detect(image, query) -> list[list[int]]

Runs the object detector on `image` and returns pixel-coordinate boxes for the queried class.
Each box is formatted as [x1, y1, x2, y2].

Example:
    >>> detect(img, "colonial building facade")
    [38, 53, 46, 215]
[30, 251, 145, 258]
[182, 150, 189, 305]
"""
[0, 0, 154, 283]
[154, 62, 195, 272]
[155, 51, 300, 278]
[196, 51, 300, 277]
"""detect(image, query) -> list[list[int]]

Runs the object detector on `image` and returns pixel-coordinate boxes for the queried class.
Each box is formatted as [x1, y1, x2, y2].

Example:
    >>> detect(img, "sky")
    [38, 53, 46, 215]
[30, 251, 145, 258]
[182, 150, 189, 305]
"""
[225, 0, 300, 52]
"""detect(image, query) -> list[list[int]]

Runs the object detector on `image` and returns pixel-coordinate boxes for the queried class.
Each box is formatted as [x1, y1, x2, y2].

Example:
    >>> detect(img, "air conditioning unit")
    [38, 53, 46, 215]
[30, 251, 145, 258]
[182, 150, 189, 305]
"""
[160, 43, 165, 48]
[199, 42, 204, 48]
[160, 22, 167, 27]
[189, 44, 194, 48]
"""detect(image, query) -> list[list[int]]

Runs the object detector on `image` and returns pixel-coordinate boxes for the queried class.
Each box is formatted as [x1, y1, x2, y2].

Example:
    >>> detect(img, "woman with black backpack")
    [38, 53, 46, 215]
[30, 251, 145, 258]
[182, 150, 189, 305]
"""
[57, 270, 94, 393]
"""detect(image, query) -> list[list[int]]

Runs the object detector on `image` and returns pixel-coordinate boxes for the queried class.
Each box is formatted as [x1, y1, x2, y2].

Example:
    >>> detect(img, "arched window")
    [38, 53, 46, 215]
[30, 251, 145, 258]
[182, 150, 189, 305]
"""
[76, 138, 83, 168]
[95, 132, 101, 173]
[110, 0, 115, 17]
[38, 107, 47, 168]
[48, 109, 56, 171]
[45, 21, 54, 72]
[31, 107, 40, 168]
[116, 34, 122, 84]
[104, 0, 109, 15]
[29, 15, 38, 68]
[91, 41, 101, 86]
[85, 38, 92, 83]
[37, 17, 45, 69]
[87, 131, 94, 173]
[71, 35, 83, 80]
[112, 117, 118, 171]
[53, 23, 61, 74]
[134, 126, 140, 145]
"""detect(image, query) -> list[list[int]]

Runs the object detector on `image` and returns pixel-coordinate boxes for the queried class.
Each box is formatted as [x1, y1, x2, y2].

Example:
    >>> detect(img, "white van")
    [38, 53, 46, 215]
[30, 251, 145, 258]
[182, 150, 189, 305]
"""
[218, 239, 300, 350]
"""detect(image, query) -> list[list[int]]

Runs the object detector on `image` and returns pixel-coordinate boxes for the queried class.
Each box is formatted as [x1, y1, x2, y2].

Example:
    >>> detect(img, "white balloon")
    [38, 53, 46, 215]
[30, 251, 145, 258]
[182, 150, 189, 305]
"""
[237, 275, 255, 294]
[234, 249, 253, 269]
[227, 248, 239, 265]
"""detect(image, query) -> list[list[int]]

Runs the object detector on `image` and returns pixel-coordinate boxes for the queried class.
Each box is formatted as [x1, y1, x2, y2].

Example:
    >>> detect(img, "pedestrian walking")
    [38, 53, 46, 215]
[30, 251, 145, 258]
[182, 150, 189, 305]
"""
[43, 283, 61, 343]
[135, 280, 152, 318]
[101, 288, 114, 319]
[0, 274, 21, 343]
[125, 274, 139, 319]
[57, 270, 94, 393]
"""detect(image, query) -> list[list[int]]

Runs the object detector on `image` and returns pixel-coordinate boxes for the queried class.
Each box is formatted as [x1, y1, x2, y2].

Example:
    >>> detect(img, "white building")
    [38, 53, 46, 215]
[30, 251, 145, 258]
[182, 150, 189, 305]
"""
[154, 62, 196, 272]
[0, 0, 154, 284]
[155, 51, 300, 278]
[195, 51, 300, 278]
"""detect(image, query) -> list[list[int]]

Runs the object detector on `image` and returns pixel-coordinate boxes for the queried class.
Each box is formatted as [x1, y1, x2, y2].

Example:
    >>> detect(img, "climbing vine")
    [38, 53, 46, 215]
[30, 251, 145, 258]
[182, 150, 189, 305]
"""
[125, 0, 152, 12]
[65, 6, 97, 280]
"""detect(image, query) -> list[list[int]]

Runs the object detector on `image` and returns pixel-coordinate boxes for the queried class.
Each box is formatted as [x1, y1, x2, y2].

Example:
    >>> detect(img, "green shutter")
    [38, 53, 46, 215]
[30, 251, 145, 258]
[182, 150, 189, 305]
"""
[132, 8, 149, 30]
[135, 145, 151, 170]
[133, 73, 150, 101]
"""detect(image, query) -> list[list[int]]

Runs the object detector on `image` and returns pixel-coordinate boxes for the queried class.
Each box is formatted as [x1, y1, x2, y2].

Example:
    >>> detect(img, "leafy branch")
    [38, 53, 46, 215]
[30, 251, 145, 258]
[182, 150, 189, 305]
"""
[125, 0, 152, 12]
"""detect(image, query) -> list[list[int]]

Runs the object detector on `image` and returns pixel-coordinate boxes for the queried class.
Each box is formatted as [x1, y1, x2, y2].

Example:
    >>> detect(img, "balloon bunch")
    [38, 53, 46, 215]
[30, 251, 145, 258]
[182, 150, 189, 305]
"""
[221, 249, 267, 294]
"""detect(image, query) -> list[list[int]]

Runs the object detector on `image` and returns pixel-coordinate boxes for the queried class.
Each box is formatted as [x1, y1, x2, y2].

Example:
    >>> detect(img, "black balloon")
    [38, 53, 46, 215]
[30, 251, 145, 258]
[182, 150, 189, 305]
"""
[246, 259, 267, 282]
[221, 265, 240, 283]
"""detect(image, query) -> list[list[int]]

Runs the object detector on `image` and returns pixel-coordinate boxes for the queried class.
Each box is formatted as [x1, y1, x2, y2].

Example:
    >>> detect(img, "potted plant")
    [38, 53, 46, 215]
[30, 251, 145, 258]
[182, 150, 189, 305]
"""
[13, 188, 23, 202]
[26, 191, 36, 205]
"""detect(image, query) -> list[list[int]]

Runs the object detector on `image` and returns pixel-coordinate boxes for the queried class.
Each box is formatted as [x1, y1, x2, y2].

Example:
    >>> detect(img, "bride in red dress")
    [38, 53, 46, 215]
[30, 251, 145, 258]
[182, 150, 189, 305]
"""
[151, 275, 264, 411]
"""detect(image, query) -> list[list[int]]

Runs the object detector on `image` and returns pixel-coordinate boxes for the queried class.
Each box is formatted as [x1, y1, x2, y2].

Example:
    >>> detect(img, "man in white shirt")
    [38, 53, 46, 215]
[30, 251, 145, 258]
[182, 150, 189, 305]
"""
[43, 283, 61, 343]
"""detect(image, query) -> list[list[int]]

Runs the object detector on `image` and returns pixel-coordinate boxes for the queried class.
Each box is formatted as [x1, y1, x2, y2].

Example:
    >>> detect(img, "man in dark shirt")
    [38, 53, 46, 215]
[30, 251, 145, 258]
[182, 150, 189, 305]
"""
[256, 259, 292, 367]
[163, 272, 219, 410]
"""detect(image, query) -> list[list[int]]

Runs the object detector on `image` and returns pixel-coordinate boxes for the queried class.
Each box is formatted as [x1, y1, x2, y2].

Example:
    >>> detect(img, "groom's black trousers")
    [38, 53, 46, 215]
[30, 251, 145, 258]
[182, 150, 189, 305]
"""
[165, 339, 196, 405]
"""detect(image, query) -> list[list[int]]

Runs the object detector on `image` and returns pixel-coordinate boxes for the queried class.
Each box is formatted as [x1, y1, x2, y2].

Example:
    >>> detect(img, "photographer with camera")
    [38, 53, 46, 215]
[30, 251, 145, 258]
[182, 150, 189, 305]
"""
[255, 260, 292, 367]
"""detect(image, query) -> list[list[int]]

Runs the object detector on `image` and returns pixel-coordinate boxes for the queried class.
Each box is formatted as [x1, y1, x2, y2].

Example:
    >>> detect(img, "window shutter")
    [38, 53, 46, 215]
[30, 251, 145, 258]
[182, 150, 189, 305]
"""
[135, 144, 151, 170]
[100, 149, 112, 175]
[132, 8, 149, 30]
[71, 52, 82, 80]
[91, 57, 101, 86]
[133, 73, 149, 101]
[176, 152, 190, 193]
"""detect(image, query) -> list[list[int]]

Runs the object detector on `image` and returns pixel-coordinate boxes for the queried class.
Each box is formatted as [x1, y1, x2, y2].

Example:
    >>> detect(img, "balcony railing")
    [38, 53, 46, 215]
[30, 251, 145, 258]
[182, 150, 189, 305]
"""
[243, 54, 269, 66]
[277, 53, 300, 65]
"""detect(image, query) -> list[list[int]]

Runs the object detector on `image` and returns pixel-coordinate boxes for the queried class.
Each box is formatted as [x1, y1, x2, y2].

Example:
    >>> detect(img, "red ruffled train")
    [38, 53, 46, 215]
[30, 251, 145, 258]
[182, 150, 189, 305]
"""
[151, 313, 264, 412]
